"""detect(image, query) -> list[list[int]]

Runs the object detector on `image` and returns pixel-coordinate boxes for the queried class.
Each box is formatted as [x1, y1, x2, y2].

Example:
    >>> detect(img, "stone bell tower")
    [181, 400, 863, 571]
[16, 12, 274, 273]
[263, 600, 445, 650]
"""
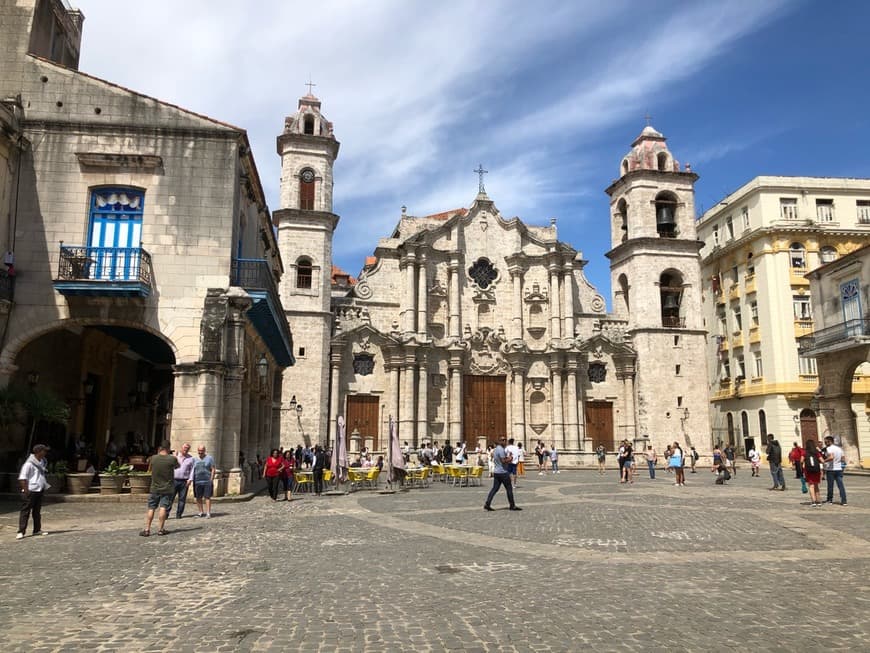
[605, 123, 711, 453]
[274, 90, 340, 448]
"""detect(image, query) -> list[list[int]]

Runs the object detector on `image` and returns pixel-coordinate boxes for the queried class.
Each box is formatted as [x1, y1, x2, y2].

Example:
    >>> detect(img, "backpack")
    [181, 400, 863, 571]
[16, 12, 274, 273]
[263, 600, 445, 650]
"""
[805, 452, 820, 472]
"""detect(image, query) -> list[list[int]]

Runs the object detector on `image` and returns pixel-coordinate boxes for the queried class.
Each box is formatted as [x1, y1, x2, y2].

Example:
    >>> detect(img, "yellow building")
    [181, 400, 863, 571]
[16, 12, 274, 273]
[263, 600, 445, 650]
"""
[697, 176, 870, 455]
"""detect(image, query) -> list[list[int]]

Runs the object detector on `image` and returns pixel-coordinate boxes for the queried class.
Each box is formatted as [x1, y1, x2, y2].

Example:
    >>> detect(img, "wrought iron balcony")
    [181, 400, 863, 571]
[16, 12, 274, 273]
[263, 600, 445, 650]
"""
[797, 319, 870, 355]
[231, 258, 295, 367]
[54, 245, 152, 297]
[661, 315, 686, 328]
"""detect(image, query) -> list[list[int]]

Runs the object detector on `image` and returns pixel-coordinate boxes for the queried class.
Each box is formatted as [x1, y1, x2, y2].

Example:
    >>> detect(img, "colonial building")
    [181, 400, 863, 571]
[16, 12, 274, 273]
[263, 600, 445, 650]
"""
[278, 106, 712, 460]
[798, 244, 870, 467]
[0, 0, 294, 492]
[697, 176, 870, 454]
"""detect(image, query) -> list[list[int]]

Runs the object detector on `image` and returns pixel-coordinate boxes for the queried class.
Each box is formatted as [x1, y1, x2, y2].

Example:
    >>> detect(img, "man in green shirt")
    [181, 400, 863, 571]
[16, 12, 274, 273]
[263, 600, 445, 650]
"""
[141, 441, 179, 537]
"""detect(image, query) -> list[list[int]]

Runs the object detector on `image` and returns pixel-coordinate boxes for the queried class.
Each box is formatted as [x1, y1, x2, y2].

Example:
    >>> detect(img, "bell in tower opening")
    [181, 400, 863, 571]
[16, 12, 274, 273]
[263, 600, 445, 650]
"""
[655, 201, 676, 238]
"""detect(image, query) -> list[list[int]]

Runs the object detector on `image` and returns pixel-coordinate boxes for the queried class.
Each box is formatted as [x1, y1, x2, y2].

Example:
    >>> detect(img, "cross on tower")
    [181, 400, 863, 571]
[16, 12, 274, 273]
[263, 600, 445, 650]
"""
[644, 112, 652, 127]
[305, 76, 317, 95]
[474, 164, 488, 194]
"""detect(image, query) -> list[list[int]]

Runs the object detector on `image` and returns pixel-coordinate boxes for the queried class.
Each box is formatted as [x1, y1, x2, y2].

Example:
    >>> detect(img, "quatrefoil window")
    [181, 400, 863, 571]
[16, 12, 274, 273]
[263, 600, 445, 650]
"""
[468, 258, 498, 289]
[353, 353, 375, 376]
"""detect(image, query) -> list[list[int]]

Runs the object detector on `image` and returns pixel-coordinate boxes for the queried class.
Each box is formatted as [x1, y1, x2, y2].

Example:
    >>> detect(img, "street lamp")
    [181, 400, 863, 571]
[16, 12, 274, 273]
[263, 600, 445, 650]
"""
[26, 371, 39, 387]
[257, 354, 269, 380]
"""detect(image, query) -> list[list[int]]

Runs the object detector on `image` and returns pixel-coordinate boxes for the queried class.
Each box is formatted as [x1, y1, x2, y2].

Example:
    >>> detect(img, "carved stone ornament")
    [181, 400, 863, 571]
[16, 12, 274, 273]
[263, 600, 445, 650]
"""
[354, 269, 373, 299]
[429, 278, 448, 297]
[335, 303, 372, 331]
[523, 282, 549, 304]
[466, 326, 509, 375]
[468, 257, 498, 290]
[590, 294, 606, 312]
[588, 362, 607, 383]
[353, 352, 375, 376]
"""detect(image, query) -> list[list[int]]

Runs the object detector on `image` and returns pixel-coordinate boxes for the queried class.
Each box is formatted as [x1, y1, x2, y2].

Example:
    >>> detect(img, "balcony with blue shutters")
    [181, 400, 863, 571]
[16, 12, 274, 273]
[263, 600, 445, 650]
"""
[53, 244, 152, 297]
[231, 258, 295, 368]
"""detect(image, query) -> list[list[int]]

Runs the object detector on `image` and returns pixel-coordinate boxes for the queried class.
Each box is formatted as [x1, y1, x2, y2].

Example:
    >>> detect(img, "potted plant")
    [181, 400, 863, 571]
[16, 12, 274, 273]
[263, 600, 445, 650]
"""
[99, 460, 132, 494]
[45, 460, 68, 494]
[128, 469, 151, 494]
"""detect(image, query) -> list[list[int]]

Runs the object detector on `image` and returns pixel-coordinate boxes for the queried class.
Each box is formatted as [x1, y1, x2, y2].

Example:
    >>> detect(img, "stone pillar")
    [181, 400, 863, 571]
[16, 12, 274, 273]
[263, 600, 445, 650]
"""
[328, 352, 342, 448]
[563, 267, 575, 340]
[388, 362, 400, 445]
[448, 351, 463, 444]
[565, 359, 580, 449]
[417, 252, 428, 338]
[448, 257, 461, 340]
[577, 360, 589, 450]
[549, 358, 565, 448]
[401, 354, 416, 447]
[221, 369, 244, 493]
[402, 252, 417, 334]
[510, 267, 524, 340]
[617, 370, 637, 444]
[512, 366, 527, 443]
[416, 353, 429, 445]
[548, 263, 561, 339]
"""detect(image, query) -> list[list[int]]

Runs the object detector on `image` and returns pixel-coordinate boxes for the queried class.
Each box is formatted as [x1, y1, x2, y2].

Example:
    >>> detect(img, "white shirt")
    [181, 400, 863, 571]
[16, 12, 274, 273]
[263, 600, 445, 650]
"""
[18, 455, 49, 491]
[505, 444, 520, 464]
[749, 449, 760, 464]
[824, 444, 843, 471]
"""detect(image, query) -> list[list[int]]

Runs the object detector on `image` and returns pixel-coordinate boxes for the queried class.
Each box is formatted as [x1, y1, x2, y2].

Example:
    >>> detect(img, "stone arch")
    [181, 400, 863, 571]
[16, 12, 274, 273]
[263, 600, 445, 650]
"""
[303, 113, 315, 135]
[616, 197, 628, 242]
[296, 256, 313, 289]
[298, 167, 316, 210]
[659, 269, 684, 327]
[620, 158, 629, 176]
[656, 151, 669, 172]
[616, 273, 629, 316]
[654, 190, 678, 238]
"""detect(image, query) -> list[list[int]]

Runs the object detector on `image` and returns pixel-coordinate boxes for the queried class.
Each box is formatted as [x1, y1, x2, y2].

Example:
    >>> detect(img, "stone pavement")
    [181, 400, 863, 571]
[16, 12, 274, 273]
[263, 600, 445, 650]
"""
[1, 469, 869, 652]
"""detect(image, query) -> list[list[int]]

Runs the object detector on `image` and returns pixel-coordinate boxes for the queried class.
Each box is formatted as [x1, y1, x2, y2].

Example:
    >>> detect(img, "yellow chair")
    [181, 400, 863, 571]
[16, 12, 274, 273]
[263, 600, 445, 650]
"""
[468, 466, 484, 486]
[419, 466, 431, 487]
[430, 463, 445, 482]
[293, 473, 312, 493]
[347, 468, 366, 491]
[445, 465, 460, 487]
[323, 469, 333, 483]
[365, 467, 380, 489]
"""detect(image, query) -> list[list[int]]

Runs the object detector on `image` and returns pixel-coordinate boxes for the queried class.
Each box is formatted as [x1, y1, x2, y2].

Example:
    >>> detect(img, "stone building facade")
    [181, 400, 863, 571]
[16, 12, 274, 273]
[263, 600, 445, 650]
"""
[0, 0, 294, 491]
[279, 106, 712, 460]
[697, 177, 870, 456]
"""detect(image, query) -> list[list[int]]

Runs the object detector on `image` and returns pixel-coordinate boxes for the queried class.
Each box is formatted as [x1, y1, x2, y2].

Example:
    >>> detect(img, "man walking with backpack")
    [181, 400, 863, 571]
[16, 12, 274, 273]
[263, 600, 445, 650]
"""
[766, 434, 785, 491]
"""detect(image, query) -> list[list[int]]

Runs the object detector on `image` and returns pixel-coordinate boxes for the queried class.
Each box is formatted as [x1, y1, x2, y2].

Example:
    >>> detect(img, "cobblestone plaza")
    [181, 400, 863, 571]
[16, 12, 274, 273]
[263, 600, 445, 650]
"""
[2, 471, 869, 652]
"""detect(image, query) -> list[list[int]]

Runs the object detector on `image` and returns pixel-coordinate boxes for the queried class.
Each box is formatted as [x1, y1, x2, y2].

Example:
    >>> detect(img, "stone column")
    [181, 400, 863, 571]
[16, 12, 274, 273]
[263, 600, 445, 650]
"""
[417, 252, 428, 338]
[402, 252, 417, 334]
[512, 365, 527, 443]
[617, 370, 637, 445]
[221, 368, 244, 493]
[448, 257, 461, 340]
[172, 363, 225, 468]
[388, 361, 400, 446]
[565, 358, 580, 449]
[401, 354, 416, 447]
[416, 353, 429, 445]
[549, 358, 565, 448]
[577, 360, 589, 450]
[510, 267, 524, 340]
[563, 267, 575, 340]
[328, 352, 342, 448]
[548, 262, 561, 340]
[448, 350, 463, 443]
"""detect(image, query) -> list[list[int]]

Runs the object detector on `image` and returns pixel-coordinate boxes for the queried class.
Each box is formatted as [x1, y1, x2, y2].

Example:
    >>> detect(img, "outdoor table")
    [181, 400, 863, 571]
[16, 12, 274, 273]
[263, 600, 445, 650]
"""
[293, 470, 313, 493]
[444, 464, 475, 487]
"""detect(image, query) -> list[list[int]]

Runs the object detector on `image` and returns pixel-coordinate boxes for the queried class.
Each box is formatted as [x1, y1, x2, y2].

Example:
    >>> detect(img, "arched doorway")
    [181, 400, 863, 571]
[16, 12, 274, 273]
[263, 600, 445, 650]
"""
[10, 323, 176, 469]
[799, 408, 818, 446]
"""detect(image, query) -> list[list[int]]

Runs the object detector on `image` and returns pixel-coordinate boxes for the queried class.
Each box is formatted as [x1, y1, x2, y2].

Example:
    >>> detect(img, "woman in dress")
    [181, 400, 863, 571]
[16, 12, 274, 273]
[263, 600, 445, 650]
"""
[803, 440, 823, 506]
[672, 442, 685, 487]
[263, 449, 284, 501]
[282, 449, 295, 501]
[620, 443, 634, 483]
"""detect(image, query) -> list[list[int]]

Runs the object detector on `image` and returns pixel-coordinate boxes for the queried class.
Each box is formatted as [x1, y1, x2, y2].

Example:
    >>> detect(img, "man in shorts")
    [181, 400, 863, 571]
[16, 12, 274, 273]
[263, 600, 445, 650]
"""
[192, 445, 216, 518]
[141, 440, 178, 537]
[505, 438, 520, 487]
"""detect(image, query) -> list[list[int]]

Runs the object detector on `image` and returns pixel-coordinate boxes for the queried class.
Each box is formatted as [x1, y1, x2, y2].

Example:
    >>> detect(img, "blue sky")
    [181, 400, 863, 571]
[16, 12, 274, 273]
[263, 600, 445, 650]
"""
[75, 0, 870, 302]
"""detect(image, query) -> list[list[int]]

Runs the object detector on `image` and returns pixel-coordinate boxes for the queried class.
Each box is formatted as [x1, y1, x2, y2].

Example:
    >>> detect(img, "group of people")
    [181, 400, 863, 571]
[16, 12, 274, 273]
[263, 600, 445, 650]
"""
[604, 440, 699, 486]
[262, 445, 330, 500]
[762, 434, 847, 505]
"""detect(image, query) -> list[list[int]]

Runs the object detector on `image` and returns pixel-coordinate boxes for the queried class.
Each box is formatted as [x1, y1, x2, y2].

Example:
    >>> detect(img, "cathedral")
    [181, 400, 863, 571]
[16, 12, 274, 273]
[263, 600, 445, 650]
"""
[277, 95, 712, 463]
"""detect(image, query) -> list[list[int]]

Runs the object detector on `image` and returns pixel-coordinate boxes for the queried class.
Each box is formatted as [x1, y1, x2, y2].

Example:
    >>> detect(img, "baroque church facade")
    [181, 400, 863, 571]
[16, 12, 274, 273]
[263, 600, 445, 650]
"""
[278, 97, 712, 461]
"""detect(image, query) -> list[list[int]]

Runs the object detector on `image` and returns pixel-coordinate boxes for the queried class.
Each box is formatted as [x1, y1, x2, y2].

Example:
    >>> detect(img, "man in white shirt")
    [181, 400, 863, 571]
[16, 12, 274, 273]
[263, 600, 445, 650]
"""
[17, 444, 51, 540]
[505, 438, 520, 487]
[823, 435, 847, 505]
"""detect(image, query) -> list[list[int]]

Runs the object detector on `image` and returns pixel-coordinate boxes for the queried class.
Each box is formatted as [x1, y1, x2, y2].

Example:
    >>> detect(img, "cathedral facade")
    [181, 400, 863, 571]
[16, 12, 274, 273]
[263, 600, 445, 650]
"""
[278, 99, 712, 461]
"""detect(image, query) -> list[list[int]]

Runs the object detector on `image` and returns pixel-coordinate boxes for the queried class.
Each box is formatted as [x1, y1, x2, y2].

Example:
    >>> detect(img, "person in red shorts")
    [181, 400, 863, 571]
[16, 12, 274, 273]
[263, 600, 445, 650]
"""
[803, 439, 823, 507]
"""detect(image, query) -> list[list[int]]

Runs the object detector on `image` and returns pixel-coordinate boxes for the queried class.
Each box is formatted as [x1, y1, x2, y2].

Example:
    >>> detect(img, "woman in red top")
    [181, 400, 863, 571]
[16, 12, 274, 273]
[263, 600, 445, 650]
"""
[803, 440, 823, 507]
[263, 449, 284, 501]
[282, 450, 295, 501]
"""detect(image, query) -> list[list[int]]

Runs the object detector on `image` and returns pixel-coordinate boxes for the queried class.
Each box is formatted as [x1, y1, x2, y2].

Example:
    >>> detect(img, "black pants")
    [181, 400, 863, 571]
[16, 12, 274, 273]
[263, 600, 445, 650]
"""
[19, 490, 44, 534]
[313, 469, 324, 494]
[484, 473, 516, 508]
[266, 475, 281, 500]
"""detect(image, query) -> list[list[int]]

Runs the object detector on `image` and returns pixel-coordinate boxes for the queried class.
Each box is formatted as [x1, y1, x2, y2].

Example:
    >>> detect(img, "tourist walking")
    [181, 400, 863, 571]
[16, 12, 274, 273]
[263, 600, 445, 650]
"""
[506, 438, 520, 487]
[823, 435, 847, 505]
[192, 445, 216, 518]
[171, 442, 195, 519]
[723, 444, 735, 475]
[535, 441, 546, 475]
[748, 446, 761, 476]
[263, 449, 284, 501]
[141, 440, 179, 537]
[690, 446, 700, 473]
[766, 435, 785, 491]
[517, 442, 526, 478]
[282, 450, 295, 500]
[549, 444, 560, 474]
[803, 440, 823, 507]
[596, 445, 606, 475]
[483, 436, 521, 512]
[788, 442, 804, 479]
[16, 444, 51, 540]
[620, 442, 634, 483]
[312, 445, 328, 495]
[671, 442, 685, 487]
[644, 445, 657, 479]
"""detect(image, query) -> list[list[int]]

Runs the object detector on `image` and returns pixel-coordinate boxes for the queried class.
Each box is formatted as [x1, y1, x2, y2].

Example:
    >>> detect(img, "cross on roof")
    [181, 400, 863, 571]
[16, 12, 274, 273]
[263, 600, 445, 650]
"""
[644, 112, 652, 127]
[474, 164, 488, 193]
[305, 76, 317, 95]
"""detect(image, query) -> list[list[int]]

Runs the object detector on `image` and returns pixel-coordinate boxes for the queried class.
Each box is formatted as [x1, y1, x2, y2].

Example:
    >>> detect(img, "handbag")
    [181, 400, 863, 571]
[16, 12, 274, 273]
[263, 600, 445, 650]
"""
[668, 454, 681, 468]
